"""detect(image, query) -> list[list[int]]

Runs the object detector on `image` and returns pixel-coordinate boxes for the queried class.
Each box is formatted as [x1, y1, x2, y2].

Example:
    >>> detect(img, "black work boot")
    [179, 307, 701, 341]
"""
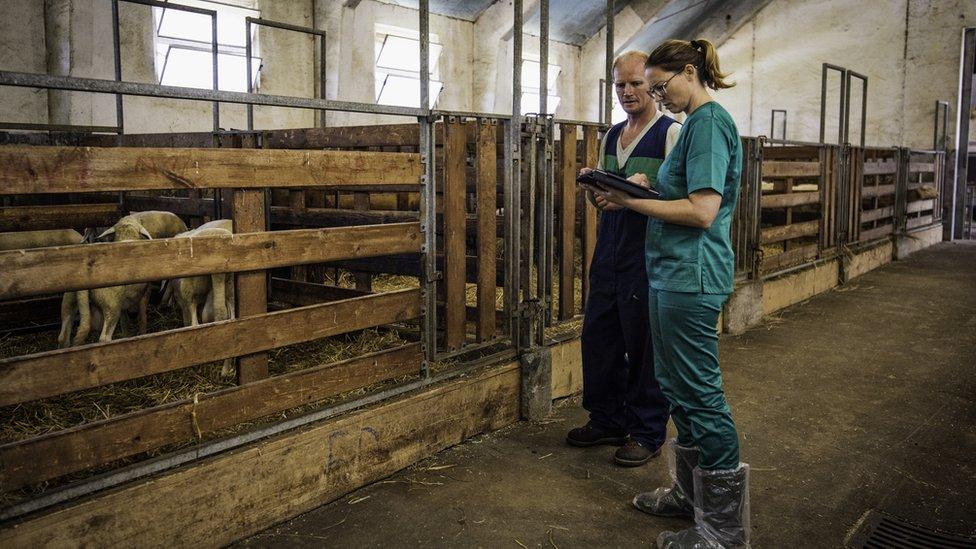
[656, 464, 751, 549]
[633, 439, 698, 518]
[613, 440, 661, 466]
[566, 422, 628, 447]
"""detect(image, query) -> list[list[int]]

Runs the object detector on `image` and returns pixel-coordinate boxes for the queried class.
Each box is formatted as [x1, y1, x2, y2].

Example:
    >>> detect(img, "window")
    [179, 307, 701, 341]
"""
[374, 28, 443, 108]
[152, 0, 260, 93]
[521, 59, 560, 115]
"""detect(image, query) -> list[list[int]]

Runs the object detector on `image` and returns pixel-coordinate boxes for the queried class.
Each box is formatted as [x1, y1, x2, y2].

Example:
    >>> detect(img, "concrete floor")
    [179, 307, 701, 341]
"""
[237, 242, 976, 548]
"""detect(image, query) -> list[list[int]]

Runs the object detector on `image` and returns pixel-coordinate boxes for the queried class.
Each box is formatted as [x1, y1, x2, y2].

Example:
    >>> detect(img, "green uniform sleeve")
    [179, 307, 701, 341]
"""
[685, 114, 732, 195]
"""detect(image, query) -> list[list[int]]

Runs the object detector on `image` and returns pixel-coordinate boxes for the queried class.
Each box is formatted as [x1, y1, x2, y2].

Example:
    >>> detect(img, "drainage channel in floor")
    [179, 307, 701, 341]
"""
[847, 509, 976, 548]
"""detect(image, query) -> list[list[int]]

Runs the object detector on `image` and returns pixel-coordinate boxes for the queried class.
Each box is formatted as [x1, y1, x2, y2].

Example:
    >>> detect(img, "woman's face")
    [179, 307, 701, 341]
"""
[646, 65, 692, 114]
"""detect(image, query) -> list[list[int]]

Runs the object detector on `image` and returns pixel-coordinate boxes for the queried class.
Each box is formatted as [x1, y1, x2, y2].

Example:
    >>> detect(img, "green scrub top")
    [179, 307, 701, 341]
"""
[645, 101, 742, 294]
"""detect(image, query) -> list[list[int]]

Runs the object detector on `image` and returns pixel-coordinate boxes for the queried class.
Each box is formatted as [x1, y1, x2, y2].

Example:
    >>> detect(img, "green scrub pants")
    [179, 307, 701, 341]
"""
[649, 289, 739, 470]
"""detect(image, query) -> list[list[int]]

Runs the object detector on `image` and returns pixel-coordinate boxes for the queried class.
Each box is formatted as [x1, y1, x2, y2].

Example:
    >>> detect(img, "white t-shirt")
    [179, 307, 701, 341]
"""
[597, 110, 681, 170]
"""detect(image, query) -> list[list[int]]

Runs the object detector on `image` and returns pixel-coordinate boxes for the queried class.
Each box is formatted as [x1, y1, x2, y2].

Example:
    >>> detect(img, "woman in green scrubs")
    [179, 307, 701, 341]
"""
[582, 38, 750, 549]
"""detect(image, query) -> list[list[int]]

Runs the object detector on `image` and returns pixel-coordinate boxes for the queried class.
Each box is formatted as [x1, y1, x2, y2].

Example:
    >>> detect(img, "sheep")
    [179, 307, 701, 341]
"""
[58, 217, 152, 348]
[98, 210, 186, 241]
[0, 229, 84, 251]
[163, 221, 237, 376]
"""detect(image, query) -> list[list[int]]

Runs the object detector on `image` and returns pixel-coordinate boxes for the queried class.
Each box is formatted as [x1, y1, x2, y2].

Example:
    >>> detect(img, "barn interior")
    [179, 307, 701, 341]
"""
[0, 0, 975, 547]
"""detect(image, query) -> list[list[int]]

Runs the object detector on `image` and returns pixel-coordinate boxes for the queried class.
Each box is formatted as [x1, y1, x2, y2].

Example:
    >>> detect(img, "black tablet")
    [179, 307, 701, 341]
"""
[577, 169, 660, 200]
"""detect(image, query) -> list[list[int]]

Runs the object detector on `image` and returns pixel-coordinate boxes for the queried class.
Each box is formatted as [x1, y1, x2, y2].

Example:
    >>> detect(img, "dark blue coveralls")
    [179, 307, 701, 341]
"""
[580, 116, 675, 450]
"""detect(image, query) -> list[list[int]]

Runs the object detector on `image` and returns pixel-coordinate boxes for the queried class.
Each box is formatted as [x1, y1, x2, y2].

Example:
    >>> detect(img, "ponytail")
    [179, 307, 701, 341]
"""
[646, 38, 734, 90]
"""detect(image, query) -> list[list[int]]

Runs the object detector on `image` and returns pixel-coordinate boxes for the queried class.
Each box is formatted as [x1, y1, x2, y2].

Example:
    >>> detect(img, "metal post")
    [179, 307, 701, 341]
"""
[539, 0, 548, 115]
[507, 0, 523, 348]
[820, 63, 847, 145]
[934, 100, 950, 150]
[211, 9, 219, 132]
[319, 33, 327, 127]
[246, 18, 253, 130]
[111, 0, 124, 134]
[420, 0, 430, 112]
[770, 109, 787, 141]
[604, 0, 614, 127]
[846, 70, 867, 147]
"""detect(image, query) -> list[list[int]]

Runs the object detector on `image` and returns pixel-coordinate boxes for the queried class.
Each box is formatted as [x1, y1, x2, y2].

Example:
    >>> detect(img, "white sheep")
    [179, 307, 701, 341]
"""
[98, 210, 186, 241]
[0, 229, 84, 251]
[58, 217, 153, 347]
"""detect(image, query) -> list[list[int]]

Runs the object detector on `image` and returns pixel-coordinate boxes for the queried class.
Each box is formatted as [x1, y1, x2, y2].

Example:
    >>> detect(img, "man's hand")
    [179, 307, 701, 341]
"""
[580, 167, 623, 211]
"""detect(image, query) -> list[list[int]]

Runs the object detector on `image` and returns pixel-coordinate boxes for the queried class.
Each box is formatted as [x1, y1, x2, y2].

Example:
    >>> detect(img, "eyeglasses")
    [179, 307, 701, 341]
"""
[649, 72, 680, 99]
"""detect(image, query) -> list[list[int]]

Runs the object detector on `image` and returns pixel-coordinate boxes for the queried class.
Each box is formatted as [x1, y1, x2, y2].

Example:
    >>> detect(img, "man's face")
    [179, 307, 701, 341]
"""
[613, 58, 653, 117]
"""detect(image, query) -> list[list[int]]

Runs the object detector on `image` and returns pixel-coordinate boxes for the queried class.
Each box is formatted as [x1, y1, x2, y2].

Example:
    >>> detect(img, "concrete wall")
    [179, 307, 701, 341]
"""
[0, 0, 47, 125]
[714, 0, 976, 149]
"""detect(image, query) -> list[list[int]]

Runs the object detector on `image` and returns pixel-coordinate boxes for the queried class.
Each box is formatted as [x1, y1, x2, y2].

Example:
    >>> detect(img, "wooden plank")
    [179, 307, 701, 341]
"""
[907, 215, 934, 230]
[0, 203, 121, 232]
[906, 199, 935, 214]
[761, 191, 820, 209]
[233, 189, 269, 384]
[475, 120, 497, 342]
[762, 161, 820, 178]
[124, 194, 215, 217]
[270, 206, 419, 227]
[264, 124, 420, 149]
[269, 277, 368, 306]
[443, 119, 467, 350]
[860, 206, 895, 223]
[859, 223, 894, 241]
[760, 220, 819, 244]
[861, 184, 896, 199]
[581, 126, 599, 308]
[0, 360, 519, 549]
[0, 289, 422, 407]
[908, 162, 935, 174]
[0, 146, 422, 194]
[863, 160, 897, 175]
[0, 223, 422, 299]
[558, 125, 577, 320]
[760, 244, 818, 273]
[0, 344, 422, 492]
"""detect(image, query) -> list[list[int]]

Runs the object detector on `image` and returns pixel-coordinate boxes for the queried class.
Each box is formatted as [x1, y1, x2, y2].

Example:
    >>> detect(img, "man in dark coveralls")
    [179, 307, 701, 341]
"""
[567, 51, 681, 466]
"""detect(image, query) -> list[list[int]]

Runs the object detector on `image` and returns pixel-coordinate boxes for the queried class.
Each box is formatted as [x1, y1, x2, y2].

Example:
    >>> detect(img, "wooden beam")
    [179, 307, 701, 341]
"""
[581, 126, 600, 308]
[475, 120, 497, 342]
[861, 184, 896, 199]
[264, 124, 420, 149]
[0, 289, 422, 407]
[762, 161, 820, 178]
[443, 119, 467, 350]
[270, 206, 419, 227]
[860, 206, 895, 224]
[760, 220, 819, 244]
[906, 199, 935, 214]
[859, 224, 894, 241]
[906, 215, 934, 230]
[0, 146, 422, 195]
[233, 188, 268, 384]
[0, 344, 422, 492]
[124, 194, 215, 217]
[761, 191, 820, 209]
[558, 125, 577, 321]
[862, 160, 897, 175]
[0, 203, 121, 232]
[269, 277, 369, 306]
[0, 360, 519, 548]
[760, 244, 818, 273]
[0, 223, 422, 299]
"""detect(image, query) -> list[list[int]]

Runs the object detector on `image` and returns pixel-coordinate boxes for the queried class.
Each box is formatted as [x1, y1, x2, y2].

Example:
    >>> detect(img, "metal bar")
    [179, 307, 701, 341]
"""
[122, 0, 214, 16]
[540, 0, 548, 115]
[211, 8, 219, 132]
[432, 109, 511, 120]
[248, 17, 327, 36]
[420, 115, 436, 365]
[0, 122, 120, 133]
[507, 0, 523, 347]
[770, 109, 787, 141]
[0, 71, 428, 117]
[246, 18, 254, 130]
[111, 0, 124, 134]
[319, 30, 327, 128]
[605, 0, 614, 128]
[552, 117, 610, 127]
[420, 0, 430, 112]
[819, 63, 846, 144]
[847, 70, 867, 147]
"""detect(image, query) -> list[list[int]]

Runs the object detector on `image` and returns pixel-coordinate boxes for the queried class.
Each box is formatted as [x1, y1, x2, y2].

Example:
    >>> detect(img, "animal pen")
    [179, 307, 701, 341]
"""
[0, 0, 950, 542]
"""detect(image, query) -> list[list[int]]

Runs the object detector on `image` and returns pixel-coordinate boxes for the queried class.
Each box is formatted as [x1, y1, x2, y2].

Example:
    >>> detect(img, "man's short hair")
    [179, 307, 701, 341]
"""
[612, 50, 649, 72]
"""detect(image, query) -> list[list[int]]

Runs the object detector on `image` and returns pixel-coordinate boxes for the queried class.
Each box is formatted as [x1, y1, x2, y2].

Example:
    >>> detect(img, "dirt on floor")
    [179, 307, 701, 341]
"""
[237, 241, 976, 548]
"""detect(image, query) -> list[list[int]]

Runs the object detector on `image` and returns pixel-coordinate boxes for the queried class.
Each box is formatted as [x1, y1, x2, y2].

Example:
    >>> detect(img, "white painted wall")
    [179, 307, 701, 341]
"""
[0, 0, 47, 125]
[714, 0, 976, 149]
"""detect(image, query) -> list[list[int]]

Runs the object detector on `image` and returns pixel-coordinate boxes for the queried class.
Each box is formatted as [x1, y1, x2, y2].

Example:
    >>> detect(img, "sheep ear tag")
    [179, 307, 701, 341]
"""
[97, 227, 116, 240]
[140, 227, 153, 240]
